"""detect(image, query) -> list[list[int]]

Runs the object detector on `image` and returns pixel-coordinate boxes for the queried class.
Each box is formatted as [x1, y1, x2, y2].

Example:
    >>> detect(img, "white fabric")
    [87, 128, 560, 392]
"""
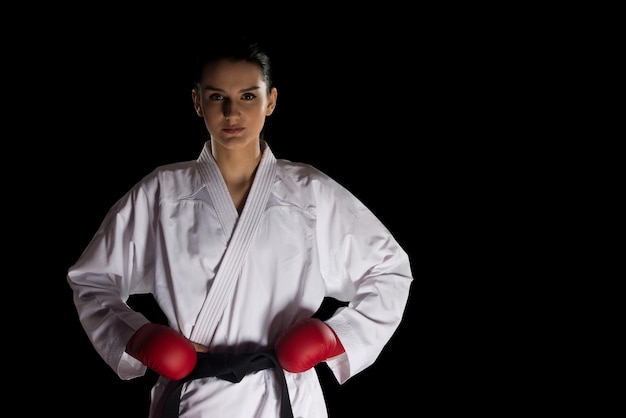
[190, 144, 276, 344]
[67, 141, 413, 418]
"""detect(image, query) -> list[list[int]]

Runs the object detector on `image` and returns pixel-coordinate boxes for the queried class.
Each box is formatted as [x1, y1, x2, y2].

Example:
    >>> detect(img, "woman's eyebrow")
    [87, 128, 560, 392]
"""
[203, 85, 262, 93]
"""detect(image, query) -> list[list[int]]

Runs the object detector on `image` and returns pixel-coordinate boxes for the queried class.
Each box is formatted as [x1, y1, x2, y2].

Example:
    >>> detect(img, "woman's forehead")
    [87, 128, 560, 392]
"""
[200, 59, 265, 86]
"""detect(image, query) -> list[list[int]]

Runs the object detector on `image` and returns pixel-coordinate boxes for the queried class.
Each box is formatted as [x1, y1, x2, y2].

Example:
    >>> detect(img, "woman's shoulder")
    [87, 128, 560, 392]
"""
[132, 160, 205, 198]
[275, 158, 335, 184]
[274, 158, 356, 201]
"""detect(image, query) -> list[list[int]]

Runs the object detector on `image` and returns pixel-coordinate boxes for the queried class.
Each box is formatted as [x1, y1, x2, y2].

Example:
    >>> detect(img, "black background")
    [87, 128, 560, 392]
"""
[15, 11, 525, 417]
[10, 6, 605, 417]
[36, 24, 429, 417]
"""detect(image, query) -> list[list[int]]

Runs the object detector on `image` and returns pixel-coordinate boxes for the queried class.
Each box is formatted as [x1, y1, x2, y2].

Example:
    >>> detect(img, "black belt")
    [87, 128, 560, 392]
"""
[160, 350, 294, 418]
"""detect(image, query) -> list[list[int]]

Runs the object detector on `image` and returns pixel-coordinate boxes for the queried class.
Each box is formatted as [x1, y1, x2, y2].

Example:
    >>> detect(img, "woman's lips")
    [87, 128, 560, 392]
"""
[223, 127, 244, 134]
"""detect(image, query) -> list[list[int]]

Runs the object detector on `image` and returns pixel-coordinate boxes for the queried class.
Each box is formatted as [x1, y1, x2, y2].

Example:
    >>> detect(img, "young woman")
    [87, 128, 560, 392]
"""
[67, 35, 413, 418]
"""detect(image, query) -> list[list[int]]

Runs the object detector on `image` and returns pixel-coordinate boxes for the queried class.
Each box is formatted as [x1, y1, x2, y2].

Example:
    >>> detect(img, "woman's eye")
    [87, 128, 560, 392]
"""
[209, 93, 224, 101]
[242, 93, 256, 101]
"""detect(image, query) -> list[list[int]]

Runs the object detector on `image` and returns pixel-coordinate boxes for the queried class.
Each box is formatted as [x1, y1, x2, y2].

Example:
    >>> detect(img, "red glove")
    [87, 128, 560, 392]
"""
[275, 318, 345, 373]
[126, 323, 197, 380]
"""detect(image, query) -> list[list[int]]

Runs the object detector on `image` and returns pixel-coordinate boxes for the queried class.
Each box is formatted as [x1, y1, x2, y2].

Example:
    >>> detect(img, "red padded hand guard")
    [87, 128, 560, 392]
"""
[126, 323, 197, 380]
[275, 318, 345, 373]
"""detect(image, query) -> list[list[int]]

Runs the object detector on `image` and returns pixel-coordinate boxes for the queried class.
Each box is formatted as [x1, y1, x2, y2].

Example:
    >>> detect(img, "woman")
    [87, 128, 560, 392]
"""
[67, 35, 413, 418]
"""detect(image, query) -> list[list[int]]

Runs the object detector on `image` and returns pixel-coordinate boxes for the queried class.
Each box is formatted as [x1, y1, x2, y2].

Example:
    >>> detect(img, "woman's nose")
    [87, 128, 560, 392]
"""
[223, 99, 241, 118]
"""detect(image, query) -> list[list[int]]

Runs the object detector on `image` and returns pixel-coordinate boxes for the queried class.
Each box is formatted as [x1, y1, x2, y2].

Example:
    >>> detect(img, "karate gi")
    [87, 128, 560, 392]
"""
[67, 140, 413, 418]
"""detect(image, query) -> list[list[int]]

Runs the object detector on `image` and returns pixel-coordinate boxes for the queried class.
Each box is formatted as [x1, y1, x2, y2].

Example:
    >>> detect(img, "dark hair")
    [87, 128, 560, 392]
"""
[192, 35, 273, 94]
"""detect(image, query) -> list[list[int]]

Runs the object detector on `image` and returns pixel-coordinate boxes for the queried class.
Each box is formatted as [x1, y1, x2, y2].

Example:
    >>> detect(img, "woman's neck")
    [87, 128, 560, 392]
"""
[210, 140, 264, 213]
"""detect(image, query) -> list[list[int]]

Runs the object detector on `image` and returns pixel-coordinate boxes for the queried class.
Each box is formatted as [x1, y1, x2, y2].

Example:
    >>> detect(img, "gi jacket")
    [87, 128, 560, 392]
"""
[67, 141, 413, 418]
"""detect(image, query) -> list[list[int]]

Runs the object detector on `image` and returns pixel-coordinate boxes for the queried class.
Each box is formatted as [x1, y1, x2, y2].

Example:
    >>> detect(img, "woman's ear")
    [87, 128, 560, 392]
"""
[192, 89, 203, 116]
[266, 87, 278, 116]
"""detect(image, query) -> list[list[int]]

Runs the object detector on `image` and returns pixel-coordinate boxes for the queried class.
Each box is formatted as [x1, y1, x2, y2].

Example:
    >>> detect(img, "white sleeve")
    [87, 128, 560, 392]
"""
[315, 181, 413, 384]
[67, 185, 155, 380]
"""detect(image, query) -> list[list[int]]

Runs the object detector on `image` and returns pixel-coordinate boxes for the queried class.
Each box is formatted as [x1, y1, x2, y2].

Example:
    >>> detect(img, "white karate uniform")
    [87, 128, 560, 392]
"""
[67, 141, 413, 418]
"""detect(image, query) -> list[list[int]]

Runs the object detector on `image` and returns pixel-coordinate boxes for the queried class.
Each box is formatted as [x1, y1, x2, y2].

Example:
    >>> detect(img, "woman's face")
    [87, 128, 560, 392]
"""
[192, 59, 277, 151]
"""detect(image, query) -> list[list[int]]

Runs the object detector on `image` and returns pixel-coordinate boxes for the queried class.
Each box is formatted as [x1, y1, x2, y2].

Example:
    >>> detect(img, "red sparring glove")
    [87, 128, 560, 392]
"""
[126, 323, 197, 380]
[275, 318, 345, 373]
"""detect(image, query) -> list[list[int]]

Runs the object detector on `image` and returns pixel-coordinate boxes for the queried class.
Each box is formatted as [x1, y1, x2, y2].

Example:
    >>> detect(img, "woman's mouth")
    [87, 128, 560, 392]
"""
[223, 127, 244, 134]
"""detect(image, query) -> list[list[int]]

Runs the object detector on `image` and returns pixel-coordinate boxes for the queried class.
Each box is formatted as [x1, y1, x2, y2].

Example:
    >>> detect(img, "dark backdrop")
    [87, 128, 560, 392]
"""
[35, 27, 434, 417]
[14, 9, 582, 417]
[9, 11, 546, 417]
